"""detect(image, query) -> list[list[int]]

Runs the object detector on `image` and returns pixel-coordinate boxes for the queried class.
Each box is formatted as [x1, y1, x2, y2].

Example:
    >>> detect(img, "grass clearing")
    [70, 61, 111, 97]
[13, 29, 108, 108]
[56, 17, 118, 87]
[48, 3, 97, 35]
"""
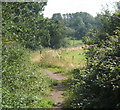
[31, 46, 86, 74]
[61, 49, 86, 67]
[69, 40, 83, 46]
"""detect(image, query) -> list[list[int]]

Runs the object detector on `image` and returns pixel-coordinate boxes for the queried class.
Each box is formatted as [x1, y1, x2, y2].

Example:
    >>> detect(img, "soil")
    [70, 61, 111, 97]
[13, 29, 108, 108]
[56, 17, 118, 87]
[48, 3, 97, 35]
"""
[41, 69, 68, 80]
[41, 69, 68, 108]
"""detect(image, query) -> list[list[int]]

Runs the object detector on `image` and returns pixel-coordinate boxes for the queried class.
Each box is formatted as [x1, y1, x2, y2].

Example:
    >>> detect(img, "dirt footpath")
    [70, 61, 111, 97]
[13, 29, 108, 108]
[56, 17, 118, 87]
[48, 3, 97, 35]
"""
[41, 69, 68, 108]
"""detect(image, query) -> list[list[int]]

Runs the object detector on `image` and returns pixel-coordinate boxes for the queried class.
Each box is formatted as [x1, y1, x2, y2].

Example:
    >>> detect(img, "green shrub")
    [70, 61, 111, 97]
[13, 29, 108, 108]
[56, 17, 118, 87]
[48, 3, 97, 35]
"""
[64, 7, 120, 108]
[2, 42, 53, 108]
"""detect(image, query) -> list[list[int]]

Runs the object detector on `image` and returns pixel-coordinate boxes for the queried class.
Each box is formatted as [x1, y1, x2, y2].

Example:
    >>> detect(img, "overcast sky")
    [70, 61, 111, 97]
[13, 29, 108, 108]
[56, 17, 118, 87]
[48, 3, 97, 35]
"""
[43, 0, 119, 18]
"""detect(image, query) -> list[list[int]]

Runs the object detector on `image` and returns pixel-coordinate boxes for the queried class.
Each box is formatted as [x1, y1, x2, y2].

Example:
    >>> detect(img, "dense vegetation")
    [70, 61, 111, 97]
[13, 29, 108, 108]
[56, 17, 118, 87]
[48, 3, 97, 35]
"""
[2, 2, 67, 49]
[2, 1, 120, 109]
[2, 2, 61, 108]
[64, 2, 120, 109]
[2, 43, 54, 108]
[52, 12, 96, 40]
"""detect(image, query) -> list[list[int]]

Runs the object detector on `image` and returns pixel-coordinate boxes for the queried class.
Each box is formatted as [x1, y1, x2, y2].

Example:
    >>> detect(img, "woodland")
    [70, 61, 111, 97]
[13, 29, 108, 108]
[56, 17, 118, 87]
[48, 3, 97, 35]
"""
[2, 1, 120, 109]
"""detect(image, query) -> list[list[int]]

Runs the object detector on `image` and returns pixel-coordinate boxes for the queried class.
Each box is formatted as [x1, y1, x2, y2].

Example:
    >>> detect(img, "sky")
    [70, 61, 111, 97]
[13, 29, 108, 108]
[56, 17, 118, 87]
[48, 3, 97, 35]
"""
[43, 0, 119, 18]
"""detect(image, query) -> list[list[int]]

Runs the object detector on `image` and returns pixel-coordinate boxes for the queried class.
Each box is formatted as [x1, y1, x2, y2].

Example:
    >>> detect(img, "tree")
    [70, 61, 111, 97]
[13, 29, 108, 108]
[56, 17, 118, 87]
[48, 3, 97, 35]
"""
[2, 2, 47, 50]
[52, 13, 62, 21]
[48, 20, 66, 48]
[60, 12, 96, 40]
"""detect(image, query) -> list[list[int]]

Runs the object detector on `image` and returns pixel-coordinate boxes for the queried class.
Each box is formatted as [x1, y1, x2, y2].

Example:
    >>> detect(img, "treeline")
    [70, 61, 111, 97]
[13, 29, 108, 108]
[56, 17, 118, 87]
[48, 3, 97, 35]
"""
[52, 12, 98, 40]
[64, 2, 120, 109]
[2, 2, 107, 50]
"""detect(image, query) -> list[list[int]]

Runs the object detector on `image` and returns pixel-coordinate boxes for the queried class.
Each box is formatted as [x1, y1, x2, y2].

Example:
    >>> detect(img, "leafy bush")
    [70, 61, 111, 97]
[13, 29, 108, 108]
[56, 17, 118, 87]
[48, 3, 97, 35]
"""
[64, 32, 120, 109]
[2, 42, 53, 108]
[64, 3, 120, 109]
[2, 2, 46, 50]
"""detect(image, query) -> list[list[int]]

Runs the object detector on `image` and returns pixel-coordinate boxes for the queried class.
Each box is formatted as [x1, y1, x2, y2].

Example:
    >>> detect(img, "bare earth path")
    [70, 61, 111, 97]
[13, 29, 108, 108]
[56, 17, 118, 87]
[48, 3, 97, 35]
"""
[41, 69, 68, 108]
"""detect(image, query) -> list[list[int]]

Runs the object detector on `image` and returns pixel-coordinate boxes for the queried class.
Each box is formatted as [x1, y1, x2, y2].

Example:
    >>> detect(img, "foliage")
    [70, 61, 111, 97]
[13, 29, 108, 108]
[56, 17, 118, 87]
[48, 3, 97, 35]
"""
[65, 2, 120, 109]
[62, 12, 96, 40]
[48, 20, 68, 49]
[2, 42, 53, 108]
[2, 2, 58, 108]
[52, 13, 62, 21]
[1, 2, 69, 107]
[2, 2, 45, 49]
[2, 2, 67, 50]
[66, 32, 120, 109]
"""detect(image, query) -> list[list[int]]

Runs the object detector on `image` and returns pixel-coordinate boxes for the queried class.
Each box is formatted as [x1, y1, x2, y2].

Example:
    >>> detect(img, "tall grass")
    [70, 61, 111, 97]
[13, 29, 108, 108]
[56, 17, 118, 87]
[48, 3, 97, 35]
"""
[32, 46, 86, 72]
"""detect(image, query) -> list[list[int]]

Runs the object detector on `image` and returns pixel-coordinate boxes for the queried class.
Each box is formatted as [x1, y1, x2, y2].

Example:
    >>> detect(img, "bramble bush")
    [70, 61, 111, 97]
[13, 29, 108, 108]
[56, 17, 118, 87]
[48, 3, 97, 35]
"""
[2, 42, 53, 108]
[64, 2, 120, 109]
[64, 30, 120, 109]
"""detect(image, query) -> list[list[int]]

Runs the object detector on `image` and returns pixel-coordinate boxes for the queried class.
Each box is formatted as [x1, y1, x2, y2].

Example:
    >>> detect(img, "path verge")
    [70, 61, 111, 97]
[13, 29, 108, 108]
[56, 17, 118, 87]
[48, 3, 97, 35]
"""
[41, 69, 68, 108]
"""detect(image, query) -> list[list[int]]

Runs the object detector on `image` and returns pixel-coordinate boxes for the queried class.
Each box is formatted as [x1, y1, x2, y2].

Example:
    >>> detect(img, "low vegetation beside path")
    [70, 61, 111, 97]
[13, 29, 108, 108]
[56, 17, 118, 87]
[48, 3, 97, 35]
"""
[2, 43, 54, 108]
[30, 45, 86, 108]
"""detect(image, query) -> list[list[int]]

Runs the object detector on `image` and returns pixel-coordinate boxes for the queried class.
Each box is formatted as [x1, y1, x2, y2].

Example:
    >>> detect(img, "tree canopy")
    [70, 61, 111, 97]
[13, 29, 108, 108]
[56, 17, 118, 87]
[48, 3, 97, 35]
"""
[52, 12, 96, 40]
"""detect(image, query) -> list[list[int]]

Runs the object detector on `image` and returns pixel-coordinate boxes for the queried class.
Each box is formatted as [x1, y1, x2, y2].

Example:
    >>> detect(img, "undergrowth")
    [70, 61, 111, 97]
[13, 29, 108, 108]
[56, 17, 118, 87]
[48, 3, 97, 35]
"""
[2, 43, 54, 108]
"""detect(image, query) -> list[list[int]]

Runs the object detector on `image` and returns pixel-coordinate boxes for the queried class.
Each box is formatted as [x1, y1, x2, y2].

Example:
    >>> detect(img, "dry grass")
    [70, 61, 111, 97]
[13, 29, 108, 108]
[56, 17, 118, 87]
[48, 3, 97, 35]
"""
[31, 46, 86, 71]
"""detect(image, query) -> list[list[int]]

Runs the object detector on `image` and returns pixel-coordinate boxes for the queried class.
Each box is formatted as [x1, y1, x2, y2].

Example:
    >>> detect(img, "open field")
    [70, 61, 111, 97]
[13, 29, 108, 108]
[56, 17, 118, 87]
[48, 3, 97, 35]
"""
[31, 46, 86, 71]
[69, 40, 83, 46]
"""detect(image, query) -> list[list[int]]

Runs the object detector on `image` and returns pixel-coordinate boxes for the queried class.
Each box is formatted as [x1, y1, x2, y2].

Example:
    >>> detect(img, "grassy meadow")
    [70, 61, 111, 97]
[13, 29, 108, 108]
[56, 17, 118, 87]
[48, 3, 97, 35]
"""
[31, 42, 86, 75]
[69, 40, 83, 46]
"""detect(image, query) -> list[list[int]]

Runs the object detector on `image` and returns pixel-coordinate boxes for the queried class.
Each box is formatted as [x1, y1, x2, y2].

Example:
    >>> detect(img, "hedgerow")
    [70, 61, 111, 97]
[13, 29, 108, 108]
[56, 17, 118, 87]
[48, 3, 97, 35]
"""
[2, 42, 53, 108]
